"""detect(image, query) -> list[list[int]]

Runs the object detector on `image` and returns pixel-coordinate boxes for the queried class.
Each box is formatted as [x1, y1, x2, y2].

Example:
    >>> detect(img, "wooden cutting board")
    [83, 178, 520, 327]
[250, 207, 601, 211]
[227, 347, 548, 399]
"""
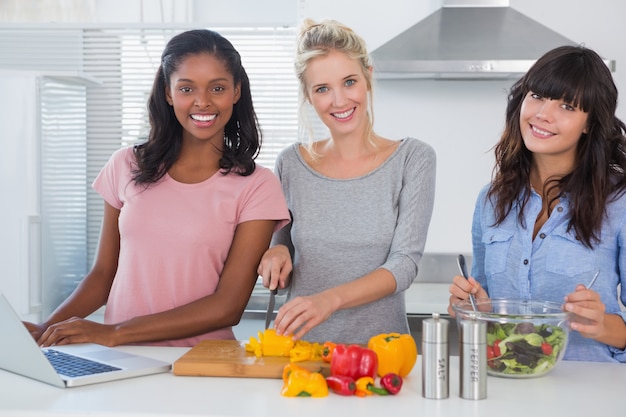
[172, 340, 330, 379]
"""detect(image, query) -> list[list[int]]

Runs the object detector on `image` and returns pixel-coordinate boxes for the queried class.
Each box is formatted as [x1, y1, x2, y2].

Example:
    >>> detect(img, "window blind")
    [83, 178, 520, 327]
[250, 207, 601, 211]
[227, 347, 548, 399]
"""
[39, 78, 89, 313]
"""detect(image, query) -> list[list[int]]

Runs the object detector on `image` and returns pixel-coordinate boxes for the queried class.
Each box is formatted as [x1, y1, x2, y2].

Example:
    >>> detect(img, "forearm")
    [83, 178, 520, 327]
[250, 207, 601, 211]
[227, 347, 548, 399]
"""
[323, 268, 397, 312]
[596, 313, 626, 349]
[111, 294, 245, 345]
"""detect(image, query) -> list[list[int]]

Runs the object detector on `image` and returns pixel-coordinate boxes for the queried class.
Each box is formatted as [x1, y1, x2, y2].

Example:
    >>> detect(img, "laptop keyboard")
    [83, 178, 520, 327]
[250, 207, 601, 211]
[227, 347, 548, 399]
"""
[44, 349, 121, 377]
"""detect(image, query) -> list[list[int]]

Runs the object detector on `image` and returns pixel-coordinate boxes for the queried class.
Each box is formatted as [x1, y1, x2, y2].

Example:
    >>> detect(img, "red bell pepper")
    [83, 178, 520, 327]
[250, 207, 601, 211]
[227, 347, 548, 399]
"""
[330, 344, 378, 380]
[380, 373, 403, 395]
[325, 375, 356, 396]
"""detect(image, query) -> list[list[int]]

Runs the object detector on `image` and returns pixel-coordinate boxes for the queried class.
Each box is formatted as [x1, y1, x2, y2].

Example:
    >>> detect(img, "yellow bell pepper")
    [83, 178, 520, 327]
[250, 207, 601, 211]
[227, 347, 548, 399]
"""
[245, 329, 295, 358]
[262, 329, 295, 357]
[355, 376, 375, 397]
[245, 336, 262, 357]
[282, 363, 309, 382]
[354, 376, 389, 397]
[289, 344, 314, 362]
[281, 365, 328, 397]
[289, 341, 323, 362]
[368, 333, 418, 377]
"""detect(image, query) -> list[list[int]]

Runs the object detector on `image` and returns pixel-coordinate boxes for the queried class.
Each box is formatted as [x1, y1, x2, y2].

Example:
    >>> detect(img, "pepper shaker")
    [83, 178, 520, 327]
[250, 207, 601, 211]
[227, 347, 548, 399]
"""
[421, 312, 449, 399]
[459, 313, 487, 400]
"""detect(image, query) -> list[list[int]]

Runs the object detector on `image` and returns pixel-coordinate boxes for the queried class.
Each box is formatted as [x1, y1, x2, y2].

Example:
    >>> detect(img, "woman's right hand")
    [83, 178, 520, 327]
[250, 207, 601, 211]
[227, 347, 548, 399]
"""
[257, 244, 293, 291]
[447, 274, 488, 316]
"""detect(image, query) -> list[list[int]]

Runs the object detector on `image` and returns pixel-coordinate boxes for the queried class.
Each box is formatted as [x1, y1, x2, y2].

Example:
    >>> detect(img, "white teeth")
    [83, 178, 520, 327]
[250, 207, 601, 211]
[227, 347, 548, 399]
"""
[333, 108, 354, 119]
[191, 114, 216, 122]
[532, 125, 553, 136]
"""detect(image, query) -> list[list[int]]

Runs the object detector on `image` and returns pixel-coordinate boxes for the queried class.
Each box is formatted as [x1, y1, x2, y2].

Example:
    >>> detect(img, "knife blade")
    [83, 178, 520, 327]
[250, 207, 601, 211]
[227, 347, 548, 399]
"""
[264, 288, 277, 329]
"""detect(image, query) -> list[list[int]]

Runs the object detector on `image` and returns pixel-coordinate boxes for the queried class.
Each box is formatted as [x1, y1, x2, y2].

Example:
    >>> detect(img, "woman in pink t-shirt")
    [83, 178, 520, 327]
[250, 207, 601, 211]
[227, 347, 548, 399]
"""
[25, 29, 290, 347]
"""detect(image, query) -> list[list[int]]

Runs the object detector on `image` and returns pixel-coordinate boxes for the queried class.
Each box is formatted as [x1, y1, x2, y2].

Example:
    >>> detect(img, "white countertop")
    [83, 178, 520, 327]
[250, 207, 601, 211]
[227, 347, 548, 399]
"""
[0, 345, 622, 417]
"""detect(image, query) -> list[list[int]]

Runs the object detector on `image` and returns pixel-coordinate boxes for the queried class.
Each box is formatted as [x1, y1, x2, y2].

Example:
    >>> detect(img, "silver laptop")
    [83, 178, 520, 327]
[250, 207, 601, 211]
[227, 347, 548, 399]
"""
[0, 293, 171, 387]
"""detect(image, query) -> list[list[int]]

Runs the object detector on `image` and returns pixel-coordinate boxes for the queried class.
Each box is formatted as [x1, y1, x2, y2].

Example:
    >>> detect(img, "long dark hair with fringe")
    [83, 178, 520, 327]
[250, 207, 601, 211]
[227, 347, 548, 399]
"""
[489, 45, 626, 248]
[132, 29, 261, 184]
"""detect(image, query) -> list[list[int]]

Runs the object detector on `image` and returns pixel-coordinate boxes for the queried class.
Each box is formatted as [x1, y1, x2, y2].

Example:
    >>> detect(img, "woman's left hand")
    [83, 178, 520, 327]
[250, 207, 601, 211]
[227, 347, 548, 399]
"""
[273, 293, 336, 340]
[564, 285, 606, 339]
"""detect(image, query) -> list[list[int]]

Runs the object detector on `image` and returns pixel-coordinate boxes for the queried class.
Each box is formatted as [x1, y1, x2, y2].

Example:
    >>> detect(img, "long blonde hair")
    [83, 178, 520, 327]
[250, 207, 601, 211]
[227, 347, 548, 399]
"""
[294, 18, 376, 153]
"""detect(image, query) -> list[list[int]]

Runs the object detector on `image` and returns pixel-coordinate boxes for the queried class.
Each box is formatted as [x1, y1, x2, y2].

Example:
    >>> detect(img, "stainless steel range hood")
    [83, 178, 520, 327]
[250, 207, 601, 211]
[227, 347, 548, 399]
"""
[371, 0, 616, 79]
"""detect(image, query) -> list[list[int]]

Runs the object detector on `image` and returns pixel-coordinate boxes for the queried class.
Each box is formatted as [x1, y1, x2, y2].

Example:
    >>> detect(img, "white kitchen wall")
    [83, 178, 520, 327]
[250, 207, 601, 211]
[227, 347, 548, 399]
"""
[2, 0, 625, 254]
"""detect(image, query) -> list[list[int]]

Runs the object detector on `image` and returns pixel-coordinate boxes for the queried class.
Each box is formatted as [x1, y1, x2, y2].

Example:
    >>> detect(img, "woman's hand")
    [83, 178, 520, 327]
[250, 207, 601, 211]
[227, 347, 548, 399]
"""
[274, 293, 337, 340]
[447, 274, 488, 316]
[23, 321, 47, 342]
[35, 317, 117, 347]
[257, 244, 293, 291]
[564, 285, 606, 339]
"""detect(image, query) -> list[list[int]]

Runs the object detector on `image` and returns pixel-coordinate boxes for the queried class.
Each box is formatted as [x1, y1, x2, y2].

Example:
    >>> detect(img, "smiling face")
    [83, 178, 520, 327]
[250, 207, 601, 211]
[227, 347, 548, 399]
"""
[165, 52, 240, 146]
[303, 49, 371, 139]
[519, 91, 589, 166]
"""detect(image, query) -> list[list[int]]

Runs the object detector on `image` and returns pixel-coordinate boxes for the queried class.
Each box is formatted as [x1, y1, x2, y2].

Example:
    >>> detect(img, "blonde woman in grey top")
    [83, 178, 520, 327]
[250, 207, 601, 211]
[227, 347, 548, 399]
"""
[257, 19, 436, 344]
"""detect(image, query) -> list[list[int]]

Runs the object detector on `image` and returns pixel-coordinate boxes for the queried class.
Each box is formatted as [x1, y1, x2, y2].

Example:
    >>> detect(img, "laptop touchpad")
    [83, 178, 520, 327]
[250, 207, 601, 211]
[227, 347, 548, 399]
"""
[86, 349, 136, 361]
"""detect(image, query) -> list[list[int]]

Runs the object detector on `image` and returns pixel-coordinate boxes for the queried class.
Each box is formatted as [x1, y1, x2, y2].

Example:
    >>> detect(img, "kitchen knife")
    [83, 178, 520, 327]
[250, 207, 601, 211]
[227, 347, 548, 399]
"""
[264, 288, 277, 329]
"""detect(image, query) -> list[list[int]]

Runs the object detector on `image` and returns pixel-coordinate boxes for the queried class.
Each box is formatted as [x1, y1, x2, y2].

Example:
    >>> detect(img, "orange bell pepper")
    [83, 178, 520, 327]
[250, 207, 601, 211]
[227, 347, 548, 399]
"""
[367, 333, 417, 377]
[321, 341, 336, 363]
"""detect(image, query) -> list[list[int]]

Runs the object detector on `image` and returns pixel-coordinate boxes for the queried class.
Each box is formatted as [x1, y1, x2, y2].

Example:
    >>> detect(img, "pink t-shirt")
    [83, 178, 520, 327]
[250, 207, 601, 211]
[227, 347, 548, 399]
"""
[92, 146, 290, 346]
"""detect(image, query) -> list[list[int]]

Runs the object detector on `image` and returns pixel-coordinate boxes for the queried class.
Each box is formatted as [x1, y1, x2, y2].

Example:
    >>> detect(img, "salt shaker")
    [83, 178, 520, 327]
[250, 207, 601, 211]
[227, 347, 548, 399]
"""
[421, 312, 449, 399]
[459, 313, 487, 400]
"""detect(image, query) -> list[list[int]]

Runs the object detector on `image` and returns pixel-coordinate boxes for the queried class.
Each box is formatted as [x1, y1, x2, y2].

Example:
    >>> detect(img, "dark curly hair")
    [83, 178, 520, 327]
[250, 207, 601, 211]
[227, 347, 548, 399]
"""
[489, 45, 626, 248]
[132, 29, 261, 184]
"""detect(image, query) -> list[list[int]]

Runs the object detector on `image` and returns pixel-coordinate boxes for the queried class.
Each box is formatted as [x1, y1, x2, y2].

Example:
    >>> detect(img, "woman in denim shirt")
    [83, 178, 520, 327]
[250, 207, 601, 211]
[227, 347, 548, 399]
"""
[448, 45, 626, 363]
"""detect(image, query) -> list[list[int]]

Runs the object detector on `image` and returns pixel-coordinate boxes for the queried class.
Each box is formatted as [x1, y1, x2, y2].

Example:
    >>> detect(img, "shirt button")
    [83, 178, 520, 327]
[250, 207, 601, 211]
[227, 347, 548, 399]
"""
[557, 207, 564, 212]
[523, 259, 529, 265]
[539, 233, 546, 239]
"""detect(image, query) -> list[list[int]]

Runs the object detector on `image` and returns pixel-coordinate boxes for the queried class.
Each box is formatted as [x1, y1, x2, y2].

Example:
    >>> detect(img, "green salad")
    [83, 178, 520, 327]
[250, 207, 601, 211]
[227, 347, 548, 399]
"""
[486, 321, 567, 376]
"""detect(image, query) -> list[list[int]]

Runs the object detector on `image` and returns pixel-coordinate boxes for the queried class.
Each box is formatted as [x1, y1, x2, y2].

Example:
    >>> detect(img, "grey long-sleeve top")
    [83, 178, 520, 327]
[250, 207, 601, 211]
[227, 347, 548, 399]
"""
[272, 138, 436, 344]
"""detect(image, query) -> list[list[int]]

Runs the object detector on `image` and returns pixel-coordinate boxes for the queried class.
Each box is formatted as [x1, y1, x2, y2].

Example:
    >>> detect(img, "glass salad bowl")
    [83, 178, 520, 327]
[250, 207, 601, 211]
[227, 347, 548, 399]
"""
[452, 298, 570, 378]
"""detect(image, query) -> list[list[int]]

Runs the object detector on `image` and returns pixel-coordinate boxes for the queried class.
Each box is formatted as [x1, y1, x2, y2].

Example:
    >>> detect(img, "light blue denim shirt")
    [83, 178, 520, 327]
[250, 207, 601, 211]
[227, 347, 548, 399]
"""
[471, 184, 626, 362]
